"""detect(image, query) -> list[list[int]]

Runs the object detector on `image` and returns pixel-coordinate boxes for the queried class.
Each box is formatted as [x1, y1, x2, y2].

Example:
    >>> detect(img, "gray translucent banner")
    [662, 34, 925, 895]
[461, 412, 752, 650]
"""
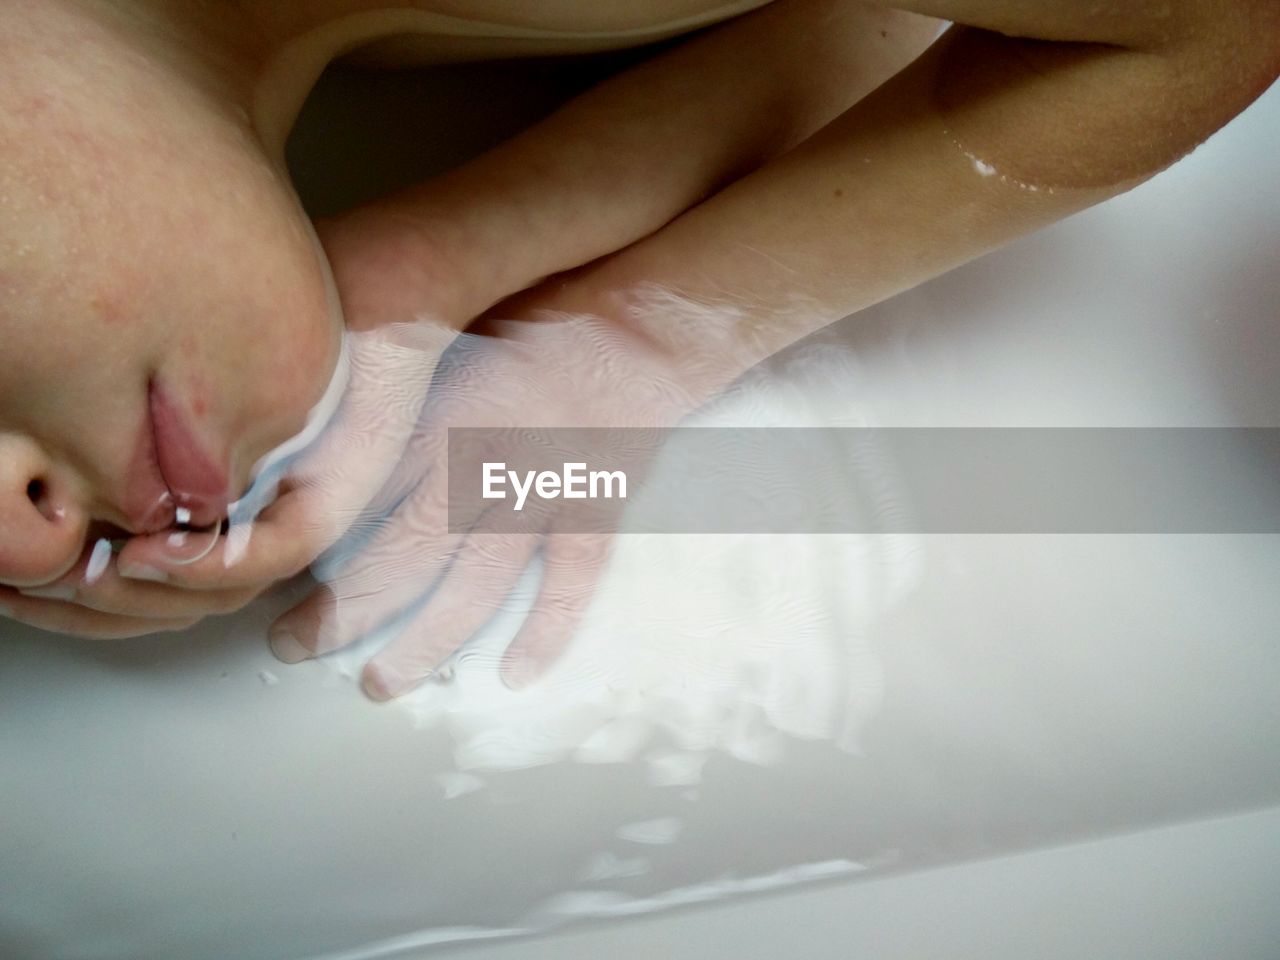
[446, 428, 1280, 534]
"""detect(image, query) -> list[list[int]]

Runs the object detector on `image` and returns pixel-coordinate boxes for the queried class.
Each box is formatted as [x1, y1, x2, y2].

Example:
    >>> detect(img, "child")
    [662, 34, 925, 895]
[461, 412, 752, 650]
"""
[1, 0, 1276, 696]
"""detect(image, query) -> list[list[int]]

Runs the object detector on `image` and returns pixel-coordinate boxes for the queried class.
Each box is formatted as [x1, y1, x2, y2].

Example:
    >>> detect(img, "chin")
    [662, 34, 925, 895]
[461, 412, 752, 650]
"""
[239, 324, 349, 495]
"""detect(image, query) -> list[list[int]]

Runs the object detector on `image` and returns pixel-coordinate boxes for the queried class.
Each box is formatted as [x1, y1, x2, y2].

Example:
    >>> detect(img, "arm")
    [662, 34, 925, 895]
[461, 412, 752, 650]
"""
[318, 0, 942, 328]
[205, 0, 1279, 698]
[273, 0, 1279, 697]
[514, 0, 1278, 389]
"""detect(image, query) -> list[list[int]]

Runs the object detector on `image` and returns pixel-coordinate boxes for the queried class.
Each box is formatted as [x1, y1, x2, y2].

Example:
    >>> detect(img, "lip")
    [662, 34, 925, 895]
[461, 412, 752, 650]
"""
[147, 380, 230, 528]
[122, 381, 229, 533]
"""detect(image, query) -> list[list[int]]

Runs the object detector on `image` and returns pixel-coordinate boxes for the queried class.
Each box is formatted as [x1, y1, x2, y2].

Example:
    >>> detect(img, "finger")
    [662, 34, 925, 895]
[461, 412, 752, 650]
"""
[118, 323, 451, 589]
[115, 487, 373, 591]
[500, 532, 612, 689]
[278, 322, 451, 518]
[267, 471, 461, 662]
[16, 538, 258, 619]
[29, 557, 260, 619]
[353, 331, 527, 520]
[268, 531, 464, 664]
[0, 587, 198, 639]
[361, 533, 539, 701]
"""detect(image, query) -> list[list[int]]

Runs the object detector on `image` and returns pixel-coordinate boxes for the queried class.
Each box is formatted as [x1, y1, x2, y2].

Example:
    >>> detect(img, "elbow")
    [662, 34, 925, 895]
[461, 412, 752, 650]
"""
[925, 2, 1278, 194]
[1151, 2, 1280, 165]
[1155, 1, 1280, 107]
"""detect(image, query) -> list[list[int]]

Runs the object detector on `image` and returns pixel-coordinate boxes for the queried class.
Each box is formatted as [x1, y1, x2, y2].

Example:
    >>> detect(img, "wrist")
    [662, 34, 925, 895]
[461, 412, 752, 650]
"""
[491, 269, 775, 414]
[313, 203, 498, 333]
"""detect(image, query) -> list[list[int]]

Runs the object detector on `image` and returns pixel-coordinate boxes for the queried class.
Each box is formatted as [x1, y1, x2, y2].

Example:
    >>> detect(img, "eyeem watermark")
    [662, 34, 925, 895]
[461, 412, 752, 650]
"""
[483, 462, 628, 512]
[449, 427, 1280, 533]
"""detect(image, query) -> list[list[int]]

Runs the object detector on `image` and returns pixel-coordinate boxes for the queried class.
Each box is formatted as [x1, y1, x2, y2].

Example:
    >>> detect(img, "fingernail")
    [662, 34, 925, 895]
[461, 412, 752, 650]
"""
[362, 662, 415, 701]
[268, 629, 311, 664]
[223, 523, 252, 568]
[119, 563, 168, 584]
[501, 655, 538, 691]
[20, 584, 76, 601]
[83, 538, 113, 586]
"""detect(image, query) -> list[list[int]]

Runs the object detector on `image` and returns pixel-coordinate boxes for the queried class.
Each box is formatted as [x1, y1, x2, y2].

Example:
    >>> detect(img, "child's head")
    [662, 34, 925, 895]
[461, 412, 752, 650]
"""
[0, 0, 343, 588]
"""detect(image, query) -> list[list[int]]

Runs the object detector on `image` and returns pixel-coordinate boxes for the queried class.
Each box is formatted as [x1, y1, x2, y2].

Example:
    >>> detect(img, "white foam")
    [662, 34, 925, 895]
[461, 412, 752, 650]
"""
[532, 858, 867, 922]
[646, 750, 707, 787]
[946, 128, 1054, 194]
[972, 156, 997, 177]
[269, 327, 352, 470]
[435, 771, 484, 799]
[617, 817, 683, 846]
[214, 323, 358, 572]
[578, 851, 651, 881]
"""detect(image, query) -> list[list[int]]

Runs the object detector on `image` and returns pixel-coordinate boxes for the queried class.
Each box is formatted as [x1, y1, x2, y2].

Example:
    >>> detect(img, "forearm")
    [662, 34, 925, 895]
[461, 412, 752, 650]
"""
[541, 3, 1279, 394]
[322, 0, 940, 328]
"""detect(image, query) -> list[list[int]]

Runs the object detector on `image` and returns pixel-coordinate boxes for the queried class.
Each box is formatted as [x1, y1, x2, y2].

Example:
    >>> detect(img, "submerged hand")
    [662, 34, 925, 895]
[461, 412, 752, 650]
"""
[268, 297, 709, 699]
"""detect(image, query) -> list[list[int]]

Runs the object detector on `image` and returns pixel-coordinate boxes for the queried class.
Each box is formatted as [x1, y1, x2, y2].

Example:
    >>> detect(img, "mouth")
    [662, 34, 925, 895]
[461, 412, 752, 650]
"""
[122, 380, 230, 533]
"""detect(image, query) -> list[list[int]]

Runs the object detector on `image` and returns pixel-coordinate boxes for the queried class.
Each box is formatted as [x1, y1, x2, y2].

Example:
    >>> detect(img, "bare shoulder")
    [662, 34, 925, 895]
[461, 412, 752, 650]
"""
[248, 0, 773, 45]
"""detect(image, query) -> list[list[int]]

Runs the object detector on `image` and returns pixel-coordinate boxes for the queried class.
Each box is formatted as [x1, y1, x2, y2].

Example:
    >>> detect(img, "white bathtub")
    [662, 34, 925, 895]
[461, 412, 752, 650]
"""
[2, 53, 1278, 960]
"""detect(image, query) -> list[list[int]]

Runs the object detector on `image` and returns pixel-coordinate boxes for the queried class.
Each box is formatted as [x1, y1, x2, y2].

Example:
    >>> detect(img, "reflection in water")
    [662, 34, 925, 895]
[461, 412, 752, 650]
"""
[312, 324, 924, 779]
[308, 859, 874, 960]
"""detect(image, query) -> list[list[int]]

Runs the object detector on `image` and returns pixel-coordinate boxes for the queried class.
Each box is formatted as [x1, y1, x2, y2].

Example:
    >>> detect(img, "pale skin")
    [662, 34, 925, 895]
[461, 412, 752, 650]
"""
[0, 0, 1276, 694]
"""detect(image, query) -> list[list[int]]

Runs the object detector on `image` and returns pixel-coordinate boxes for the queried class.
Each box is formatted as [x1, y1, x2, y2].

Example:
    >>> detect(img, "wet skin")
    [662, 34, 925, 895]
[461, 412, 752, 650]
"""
[0, 0, 1275, 678]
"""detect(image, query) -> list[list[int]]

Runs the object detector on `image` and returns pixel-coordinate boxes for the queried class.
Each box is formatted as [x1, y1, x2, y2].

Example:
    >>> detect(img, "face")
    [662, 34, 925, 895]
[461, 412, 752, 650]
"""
[0, 2, 343, 587]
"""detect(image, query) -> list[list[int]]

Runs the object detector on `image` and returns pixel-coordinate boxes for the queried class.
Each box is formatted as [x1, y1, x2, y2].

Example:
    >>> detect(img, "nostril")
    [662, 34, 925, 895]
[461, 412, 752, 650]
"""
[24, 478, 67, 523]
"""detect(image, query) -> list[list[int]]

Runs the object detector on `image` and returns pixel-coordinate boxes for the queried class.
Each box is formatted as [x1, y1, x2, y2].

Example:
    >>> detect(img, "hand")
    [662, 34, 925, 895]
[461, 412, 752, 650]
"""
[266, 288, 719, 699]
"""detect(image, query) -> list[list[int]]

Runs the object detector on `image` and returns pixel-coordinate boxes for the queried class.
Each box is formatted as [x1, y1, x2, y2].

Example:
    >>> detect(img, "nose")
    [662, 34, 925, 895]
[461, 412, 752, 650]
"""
[0, 434, 91, 587]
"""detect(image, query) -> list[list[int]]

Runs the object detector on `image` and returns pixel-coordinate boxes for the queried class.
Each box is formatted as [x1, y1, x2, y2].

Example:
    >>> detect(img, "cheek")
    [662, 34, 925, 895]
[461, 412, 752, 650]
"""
[205, 199, 343, 439]
[186, 370, 213, 420]
[87, 289, 130, 328]
[254, 289, 342, 430]
[272, 327, 332, 402]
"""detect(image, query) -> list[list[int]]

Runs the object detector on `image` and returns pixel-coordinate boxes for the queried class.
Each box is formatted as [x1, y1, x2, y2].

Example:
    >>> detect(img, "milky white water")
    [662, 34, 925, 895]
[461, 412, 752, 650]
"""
[2, 60, 1278, 960]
